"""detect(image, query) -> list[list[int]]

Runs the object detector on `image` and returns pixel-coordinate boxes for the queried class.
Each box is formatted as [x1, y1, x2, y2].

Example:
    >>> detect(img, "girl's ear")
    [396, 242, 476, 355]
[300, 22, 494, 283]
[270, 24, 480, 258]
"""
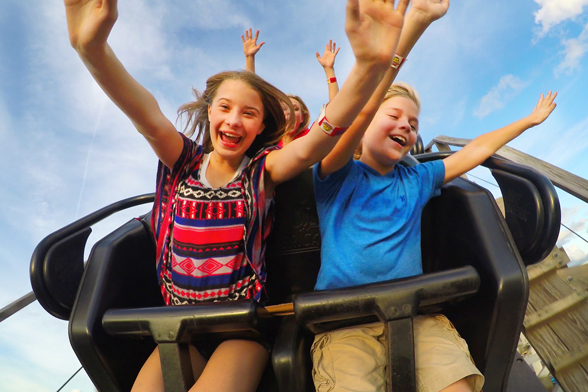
[257, 122, 265, 135]
[207, 105, 211, 120]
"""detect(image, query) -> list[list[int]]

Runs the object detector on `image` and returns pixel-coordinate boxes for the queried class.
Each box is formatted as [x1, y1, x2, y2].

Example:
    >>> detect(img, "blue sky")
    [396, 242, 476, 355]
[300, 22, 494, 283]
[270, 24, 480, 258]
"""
[2, 0, 588, 391]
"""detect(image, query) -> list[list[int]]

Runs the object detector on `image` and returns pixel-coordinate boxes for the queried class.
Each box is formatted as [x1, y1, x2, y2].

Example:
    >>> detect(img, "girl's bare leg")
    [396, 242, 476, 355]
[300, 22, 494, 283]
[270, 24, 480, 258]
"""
[131, 345, 207, 392]
[189, 339, 269, 392]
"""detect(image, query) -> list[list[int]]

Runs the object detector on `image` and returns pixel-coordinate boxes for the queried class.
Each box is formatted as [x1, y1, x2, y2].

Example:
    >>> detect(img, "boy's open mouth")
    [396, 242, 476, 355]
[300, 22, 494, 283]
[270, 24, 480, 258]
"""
[389, 135, 407, 146]
[220, 131, 242, 145]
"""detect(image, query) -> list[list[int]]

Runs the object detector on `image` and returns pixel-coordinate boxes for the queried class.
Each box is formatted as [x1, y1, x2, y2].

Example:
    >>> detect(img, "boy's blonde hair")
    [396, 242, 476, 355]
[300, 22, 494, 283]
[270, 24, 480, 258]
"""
[354, 83, 421, 159]
[177, 71, 294, 156]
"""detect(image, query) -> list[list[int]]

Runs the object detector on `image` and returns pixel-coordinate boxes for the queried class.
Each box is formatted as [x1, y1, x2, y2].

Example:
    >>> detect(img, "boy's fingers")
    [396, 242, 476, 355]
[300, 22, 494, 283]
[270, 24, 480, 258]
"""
[335, 47, 341, 55]
[241, 35, 245, 43]
[255, 30, 260, 40]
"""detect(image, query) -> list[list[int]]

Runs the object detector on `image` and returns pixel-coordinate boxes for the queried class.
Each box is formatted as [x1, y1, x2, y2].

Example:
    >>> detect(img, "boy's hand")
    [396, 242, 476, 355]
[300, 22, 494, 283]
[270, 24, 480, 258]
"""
[345, 0, 410, 68]
[529, 91, 557, 127]
[409, 0, 450, 24]
[316, 40, 341, 69]
[65, 0, 118, 52]
[242, 28, 265, 58]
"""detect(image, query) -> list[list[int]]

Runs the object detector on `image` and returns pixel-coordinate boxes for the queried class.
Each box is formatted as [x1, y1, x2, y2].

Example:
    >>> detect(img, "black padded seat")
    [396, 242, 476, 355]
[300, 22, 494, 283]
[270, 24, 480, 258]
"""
[30, 156, 560, 392]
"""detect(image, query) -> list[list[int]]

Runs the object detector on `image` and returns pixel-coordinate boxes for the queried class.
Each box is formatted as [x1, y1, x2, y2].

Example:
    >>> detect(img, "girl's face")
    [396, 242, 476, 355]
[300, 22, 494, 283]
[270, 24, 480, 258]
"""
[208, 79, 265, 162]
[289, 98, 304, 133]
[282, 98, 304, 134]
[360, 96, 419, 174]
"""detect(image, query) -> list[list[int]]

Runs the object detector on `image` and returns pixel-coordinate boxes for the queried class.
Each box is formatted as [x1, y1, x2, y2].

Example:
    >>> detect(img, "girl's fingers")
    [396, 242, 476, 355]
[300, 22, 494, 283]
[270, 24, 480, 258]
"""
[396, 0, 410, 15]
[346, 0, 360, 25]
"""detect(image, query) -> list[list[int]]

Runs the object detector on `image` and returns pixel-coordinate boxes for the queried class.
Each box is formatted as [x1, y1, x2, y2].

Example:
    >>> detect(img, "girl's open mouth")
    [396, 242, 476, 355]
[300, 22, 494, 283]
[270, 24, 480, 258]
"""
[220, 131, 242, 146]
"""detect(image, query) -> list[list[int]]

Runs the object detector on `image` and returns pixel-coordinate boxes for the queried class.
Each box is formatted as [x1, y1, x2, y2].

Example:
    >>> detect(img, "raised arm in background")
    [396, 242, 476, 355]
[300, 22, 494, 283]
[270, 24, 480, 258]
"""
[316, 40, 341, 101]
[242, 28, 265, 73]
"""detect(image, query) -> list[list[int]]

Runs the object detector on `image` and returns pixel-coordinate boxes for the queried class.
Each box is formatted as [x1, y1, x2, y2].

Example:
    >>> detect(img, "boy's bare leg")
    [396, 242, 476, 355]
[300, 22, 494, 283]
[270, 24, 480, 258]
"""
[441, 378, 474, 392]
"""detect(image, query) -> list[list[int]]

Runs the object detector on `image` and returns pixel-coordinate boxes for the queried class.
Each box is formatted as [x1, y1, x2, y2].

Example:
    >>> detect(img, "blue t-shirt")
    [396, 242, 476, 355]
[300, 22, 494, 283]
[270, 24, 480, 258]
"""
[313, 159, 445, 290]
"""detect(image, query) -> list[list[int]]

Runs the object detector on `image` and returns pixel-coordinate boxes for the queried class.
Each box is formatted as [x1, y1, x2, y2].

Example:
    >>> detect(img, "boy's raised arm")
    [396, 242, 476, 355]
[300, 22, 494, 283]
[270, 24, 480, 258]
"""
[265, 0, 410, 186]
[242, 28, 265, 73]
[442, 91, 557, 184]
[319, 0, 450, 178]
[65, 0, 182, 168]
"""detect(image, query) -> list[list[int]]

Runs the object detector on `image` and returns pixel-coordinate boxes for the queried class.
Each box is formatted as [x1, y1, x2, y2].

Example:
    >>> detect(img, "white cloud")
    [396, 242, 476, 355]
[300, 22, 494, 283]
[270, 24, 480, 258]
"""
[555, 23, 588, 75]
[473, 75, 529, 118]
[534, 0, 588, 35]
[562, 243, 588, 266]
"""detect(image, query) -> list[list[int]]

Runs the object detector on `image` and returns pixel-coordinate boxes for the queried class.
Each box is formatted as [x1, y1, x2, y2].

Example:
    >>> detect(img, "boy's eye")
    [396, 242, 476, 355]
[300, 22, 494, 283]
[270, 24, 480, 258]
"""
[410, 124, 418, 132]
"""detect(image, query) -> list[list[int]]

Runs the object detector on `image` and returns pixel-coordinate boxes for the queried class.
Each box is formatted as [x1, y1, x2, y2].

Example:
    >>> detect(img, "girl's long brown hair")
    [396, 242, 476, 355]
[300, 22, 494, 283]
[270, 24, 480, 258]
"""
[177, 71, 295, 156]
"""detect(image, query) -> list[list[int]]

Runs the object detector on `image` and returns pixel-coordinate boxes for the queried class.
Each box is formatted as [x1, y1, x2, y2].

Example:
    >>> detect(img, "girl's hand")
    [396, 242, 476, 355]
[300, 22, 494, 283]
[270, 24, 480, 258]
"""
[409, 0, 450, 24]
[529, 91, 557, 127]
[65, 0, 118, 53]
[316, 40, 341, 69]
[242, 28, 265, 58]
[345, 0, 410, 68]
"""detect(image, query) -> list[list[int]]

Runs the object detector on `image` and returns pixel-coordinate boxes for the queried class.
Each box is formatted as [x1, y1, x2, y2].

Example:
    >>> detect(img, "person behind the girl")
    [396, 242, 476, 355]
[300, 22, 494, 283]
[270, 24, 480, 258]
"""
[63, 0, 411, 391]
[311, 1, 557, 392]
[241, 29, 340, 146]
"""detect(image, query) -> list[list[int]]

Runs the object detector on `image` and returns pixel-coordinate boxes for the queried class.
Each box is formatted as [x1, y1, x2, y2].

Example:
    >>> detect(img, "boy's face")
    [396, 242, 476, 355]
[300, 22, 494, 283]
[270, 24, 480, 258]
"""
[360, 96, 419, 173]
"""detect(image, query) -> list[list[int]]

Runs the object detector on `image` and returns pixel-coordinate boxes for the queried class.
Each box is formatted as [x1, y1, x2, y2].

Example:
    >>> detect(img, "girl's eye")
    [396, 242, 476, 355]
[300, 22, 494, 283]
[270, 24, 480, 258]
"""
[220, 104, 229, 110]
[294, 107, 300, 111]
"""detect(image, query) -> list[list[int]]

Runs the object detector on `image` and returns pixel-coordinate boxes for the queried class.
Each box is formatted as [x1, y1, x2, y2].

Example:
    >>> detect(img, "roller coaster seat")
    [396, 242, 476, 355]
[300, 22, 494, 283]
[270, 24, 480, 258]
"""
[31, 155, 559, 392]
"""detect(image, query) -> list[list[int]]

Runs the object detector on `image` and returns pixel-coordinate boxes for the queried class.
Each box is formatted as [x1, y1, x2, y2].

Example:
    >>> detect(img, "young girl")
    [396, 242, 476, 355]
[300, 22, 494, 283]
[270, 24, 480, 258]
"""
[311, 2, 557, 391]
[63, 0, 411, 391]
[241, 29, 339, 146]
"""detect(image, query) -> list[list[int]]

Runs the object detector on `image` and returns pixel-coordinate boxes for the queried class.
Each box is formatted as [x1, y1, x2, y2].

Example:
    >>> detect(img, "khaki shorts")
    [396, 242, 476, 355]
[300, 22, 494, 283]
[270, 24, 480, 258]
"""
[311, 314, 484, 392]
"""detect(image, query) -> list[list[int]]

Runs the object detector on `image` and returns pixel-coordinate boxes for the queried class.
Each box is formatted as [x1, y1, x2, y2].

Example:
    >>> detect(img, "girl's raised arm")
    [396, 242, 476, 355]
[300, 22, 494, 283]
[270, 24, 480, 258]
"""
[65, 0, 183, 168]
[265, 0, 410, 188]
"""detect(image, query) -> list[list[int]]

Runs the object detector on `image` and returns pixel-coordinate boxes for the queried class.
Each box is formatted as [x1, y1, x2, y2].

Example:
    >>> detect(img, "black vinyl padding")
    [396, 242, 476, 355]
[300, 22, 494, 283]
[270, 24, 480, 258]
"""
[31, 157, 560, 391]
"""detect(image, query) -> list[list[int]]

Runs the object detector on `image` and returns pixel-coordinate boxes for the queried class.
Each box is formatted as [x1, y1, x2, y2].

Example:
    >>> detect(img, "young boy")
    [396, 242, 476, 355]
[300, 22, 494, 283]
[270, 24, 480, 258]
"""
[310, 1, 557, 392]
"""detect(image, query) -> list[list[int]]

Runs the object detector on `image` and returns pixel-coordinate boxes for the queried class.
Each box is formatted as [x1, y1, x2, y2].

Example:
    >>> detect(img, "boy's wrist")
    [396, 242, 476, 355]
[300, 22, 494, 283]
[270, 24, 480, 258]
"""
[406, 7, 437, 27]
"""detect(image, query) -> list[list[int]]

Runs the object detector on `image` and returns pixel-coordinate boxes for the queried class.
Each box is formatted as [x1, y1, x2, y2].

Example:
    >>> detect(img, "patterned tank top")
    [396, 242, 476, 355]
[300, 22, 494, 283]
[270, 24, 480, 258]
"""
[159, 154, 261, 305]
